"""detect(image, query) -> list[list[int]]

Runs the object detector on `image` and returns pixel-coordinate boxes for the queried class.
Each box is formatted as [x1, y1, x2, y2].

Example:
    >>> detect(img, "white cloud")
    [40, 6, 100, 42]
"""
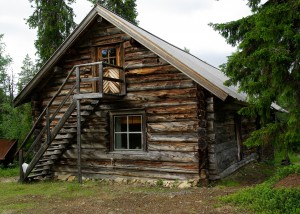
[0, 0, 252, 75]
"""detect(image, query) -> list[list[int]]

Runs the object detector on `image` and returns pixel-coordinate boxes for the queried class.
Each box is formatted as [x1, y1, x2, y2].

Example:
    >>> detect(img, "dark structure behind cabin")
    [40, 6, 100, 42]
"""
[14, 5, 267, 182]
[0, 139, 17, 167]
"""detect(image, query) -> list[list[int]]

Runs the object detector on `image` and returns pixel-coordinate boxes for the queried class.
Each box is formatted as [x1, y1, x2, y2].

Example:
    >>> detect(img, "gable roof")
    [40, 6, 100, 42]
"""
[0, 139, 17, 161]
[14, 4, 247, 107]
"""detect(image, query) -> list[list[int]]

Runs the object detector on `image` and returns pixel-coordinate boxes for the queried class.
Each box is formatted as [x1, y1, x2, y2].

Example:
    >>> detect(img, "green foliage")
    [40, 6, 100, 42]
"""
[0, 103, 32, 141]
[27, 0, 77, 65]
[220, 165, 300, 214]
[0, 36, 32, 141]
[0, 34, 13, 101]
[88, 0, 138, 24]
[0, 166, 19, 177]
[210, 0, 300, 154]
[17, 54, 37, 93]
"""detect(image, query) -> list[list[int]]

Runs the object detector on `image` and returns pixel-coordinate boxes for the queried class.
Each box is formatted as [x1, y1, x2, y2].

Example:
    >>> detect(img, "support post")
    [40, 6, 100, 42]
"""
[76, 67, 80, 94]
[99, 62, 103, 95]
[76, 99, 82, 184]
[19, 149, 24, 182]
[46, 107, 51, 144]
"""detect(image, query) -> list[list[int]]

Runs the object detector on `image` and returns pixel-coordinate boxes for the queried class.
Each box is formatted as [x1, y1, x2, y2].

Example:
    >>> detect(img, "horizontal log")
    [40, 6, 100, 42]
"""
[148, 121, 199, 133]
[126, 65, 178, 75]
[147, 104, 198, 115]
[54, 166, 198, 180]
[123, 88, 197, 102]
[58, 158, 198, 171]
[127, 80, 195, 92]
[147, 133, 198, 143]
[148, 142, 198, 152]
[147, 113, 198, 122]
[126, 73, 189, 84]
[62, 149, 198, 163]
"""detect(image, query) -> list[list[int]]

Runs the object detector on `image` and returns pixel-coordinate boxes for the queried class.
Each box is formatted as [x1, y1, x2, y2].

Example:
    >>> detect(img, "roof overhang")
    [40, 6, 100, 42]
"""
[14, 4, 247, 107]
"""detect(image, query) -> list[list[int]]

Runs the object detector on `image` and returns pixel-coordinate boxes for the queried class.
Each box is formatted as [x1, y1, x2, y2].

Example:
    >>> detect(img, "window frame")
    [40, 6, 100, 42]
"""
[109, 109, 147, 152]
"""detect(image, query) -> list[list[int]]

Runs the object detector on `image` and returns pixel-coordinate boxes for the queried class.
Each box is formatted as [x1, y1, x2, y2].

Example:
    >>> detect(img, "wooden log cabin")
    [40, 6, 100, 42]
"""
[14, 5, 273, 182]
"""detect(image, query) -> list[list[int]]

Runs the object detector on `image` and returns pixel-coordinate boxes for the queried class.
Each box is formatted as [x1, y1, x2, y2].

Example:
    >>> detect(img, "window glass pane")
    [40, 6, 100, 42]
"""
[115, 133, 127, 149]
[110, 58, 116, 65]
[128, 116, 142, 132]
[129, 133, 142, 150]
[115, 116, 127, 132]
[109, 48, 116, 57]
[102, 49, 108, 58]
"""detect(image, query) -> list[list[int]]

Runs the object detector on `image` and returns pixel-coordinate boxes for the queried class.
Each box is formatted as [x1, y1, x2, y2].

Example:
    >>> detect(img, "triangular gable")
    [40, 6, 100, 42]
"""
[14, 4, 246, 107]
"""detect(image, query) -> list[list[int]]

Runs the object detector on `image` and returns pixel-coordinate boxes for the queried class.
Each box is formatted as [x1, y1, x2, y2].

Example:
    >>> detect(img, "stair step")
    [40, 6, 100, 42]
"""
[34, 164, 51, 170]
[55, 133, 74, 140]
[32, 168, 49, 173]
[28, 172, 48, 179]
[40, 156, 60, 162]
[36, 162, 53, 168]
[59, 128, 77, 134]
[44, 150, 62, 156]
[47, 146, 66, 151]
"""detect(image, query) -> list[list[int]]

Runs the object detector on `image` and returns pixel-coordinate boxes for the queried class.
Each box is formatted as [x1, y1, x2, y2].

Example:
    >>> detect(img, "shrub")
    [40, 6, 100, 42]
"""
[220, 165, 300, 214]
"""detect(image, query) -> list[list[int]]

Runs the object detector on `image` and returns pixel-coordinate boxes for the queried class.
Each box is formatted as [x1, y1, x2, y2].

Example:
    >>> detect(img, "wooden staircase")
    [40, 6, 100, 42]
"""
[16, 62, 125, 182]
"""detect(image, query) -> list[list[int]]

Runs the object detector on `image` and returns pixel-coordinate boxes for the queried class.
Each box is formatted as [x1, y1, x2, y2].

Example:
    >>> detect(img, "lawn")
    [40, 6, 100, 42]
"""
[0, 161, 299, 214]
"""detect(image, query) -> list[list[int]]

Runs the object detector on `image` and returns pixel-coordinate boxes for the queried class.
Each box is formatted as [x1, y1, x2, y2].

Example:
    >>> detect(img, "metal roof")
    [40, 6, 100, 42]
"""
[14, 4, 247, 107]
[0, 139, 17, 160]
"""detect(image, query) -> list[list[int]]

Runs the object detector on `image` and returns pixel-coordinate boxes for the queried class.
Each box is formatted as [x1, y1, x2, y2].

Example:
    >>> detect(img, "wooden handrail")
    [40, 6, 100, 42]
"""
[16, 61, 125, 163]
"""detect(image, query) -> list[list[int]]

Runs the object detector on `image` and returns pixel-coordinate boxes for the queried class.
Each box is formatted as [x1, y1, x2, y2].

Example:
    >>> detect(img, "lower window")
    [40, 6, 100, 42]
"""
[110, 110, 146, 151]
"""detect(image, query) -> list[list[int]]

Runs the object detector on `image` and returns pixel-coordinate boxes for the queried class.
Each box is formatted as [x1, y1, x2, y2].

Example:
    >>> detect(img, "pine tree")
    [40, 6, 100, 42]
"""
[0, 34, 12, 99]
[210, 0, 300, 157]
[88, 0, 138, 24]
[17, 54, 37, 93]
[27, 0, 77, 65]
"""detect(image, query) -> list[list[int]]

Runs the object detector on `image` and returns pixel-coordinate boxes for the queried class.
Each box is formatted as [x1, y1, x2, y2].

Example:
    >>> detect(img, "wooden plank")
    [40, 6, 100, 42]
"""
[148, 121, 199, 133]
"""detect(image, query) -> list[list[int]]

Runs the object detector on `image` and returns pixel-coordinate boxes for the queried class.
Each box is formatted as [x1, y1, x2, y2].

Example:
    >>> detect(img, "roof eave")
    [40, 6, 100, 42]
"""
[13, 7, 98, 107]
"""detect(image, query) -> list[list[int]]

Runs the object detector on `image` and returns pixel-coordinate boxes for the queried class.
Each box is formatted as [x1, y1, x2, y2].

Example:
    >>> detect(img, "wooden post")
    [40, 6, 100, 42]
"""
[121, 68, 126, 95]
[46, 107, 51, 144]
[19, 149, 24, 182]
[76, 99, 82, 184]
[76, 67, 80, 94]
[235, 114, 242, 161]
[99, 62, 103, 95]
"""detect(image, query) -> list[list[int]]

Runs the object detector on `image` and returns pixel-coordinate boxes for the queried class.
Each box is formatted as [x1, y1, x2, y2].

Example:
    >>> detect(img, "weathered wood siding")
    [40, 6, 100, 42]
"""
[35, 20, 202, 180]
[207, 97, 257, 180]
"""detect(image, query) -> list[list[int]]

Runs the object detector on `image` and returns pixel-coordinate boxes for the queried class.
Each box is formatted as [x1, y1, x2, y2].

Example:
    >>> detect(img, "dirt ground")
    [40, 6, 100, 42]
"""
[21, 184, 242, 214]
[274, 173, 300, 188]
[1, 162, 275, 214]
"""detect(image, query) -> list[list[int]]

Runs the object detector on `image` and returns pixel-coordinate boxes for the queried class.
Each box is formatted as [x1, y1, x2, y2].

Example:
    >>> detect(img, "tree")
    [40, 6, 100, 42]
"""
[27, 0, 77, 65]
[0, 34, 12, 100]
[88, 0, 138, 24]
[17, 54, 37, 93]
[0, 35, 32, 141]
[210, 0, 300, 158]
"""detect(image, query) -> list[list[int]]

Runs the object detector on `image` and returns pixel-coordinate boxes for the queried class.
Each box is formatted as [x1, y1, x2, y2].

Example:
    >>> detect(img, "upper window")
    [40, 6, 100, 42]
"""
[110, 110, 146, 151]
[98, 46, 119, 65]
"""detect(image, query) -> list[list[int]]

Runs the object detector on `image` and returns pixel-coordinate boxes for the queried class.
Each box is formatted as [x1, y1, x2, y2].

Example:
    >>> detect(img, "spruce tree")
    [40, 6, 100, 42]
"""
[88, 0, 138, 24]
[27, 0, 77, 65]
[17, 54, 37, 93]
[210, 0, 300, 157]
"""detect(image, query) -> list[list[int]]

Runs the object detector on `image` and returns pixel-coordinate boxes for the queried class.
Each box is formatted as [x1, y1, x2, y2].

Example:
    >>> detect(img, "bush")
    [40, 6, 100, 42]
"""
[220, 165, 300, 214]
[0, 166, 19, 177]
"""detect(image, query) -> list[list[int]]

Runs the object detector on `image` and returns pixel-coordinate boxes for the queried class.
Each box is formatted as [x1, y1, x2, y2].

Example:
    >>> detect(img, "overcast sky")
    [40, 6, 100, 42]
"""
[0, 0, 253, 76]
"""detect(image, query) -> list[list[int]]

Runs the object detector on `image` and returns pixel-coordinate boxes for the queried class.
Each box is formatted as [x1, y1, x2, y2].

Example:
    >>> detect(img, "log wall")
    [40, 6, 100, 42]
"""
[38, 19, 202, 180]
[207, 97, 258, 180]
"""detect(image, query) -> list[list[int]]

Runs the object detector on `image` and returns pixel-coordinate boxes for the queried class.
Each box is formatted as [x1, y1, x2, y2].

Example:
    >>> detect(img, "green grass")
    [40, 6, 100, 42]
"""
[220, 165, 300, 214]
[0, 181, 101, 212]
[0, 166, 19, 177]
[274, 151, 300, 165]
